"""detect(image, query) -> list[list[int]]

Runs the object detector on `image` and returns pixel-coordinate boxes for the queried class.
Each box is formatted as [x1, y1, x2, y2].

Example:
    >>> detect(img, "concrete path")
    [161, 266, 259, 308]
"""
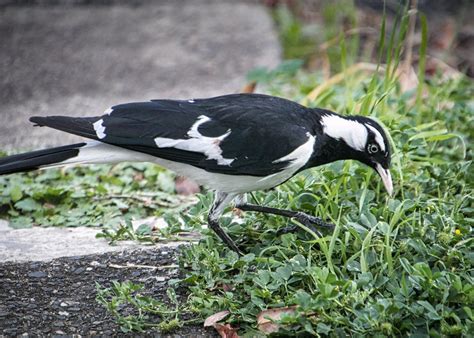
[0, 0, 280, 263]
[0, 220, 185, 262]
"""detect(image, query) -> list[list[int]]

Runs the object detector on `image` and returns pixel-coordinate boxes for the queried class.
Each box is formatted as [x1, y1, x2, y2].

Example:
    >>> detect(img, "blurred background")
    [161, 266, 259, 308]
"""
[267, 0, 473, 76]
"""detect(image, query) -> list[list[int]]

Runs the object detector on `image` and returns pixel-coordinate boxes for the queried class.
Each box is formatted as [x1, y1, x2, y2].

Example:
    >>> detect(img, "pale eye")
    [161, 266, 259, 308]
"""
[368, 144, 379, 154]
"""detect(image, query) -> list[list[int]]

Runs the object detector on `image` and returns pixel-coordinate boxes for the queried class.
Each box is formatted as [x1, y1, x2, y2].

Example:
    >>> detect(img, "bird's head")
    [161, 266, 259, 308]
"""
[320, 114, 393, 195]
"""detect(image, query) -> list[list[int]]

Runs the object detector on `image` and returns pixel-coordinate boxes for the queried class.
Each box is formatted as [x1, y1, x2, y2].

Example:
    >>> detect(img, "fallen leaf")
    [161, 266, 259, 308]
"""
[240, 81, 256, 93]
[257, 306, 297, 334]
[175, 176, 200, 195]
[232, 207, 244, 217]
[210, 282, 234, 292]
[397, 66, 419, 93]
[214, 323, 240, 338]
[204, 311, 239, 338]
[204, 310, 230, 327]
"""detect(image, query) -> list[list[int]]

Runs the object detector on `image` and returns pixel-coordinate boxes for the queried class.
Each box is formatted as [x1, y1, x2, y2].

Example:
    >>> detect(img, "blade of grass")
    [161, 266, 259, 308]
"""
[415, 13, 428, 108]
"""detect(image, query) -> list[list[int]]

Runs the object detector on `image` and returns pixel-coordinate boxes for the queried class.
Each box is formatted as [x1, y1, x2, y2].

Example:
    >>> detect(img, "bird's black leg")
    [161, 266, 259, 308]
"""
[235, 202, 334, 235]
[208, 192, 244, 255]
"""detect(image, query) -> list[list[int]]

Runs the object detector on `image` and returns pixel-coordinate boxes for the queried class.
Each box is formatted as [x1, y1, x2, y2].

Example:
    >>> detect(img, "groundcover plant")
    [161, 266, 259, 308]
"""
[0, 5, 472, 337]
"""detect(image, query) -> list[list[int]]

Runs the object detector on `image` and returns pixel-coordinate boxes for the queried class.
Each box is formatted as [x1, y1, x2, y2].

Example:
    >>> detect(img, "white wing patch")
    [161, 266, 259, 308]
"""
[273, 132, 315, 169]
[259, 133, 315, 184]
[321, 115, 367, 151]
[93, 119, 106, 139]
[154, 115, 235, 166]
[366, 124, 386, 152]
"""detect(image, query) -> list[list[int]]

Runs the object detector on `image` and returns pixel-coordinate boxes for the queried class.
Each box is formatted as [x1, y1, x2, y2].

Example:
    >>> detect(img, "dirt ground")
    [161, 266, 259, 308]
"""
[0, 246, 217, 336]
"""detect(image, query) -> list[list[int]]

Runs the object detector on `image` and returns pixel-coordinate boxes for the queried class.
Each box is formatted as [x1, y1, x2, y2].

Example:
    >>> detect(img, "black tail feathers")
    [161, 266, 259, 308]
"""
[0, 143, 87, 175]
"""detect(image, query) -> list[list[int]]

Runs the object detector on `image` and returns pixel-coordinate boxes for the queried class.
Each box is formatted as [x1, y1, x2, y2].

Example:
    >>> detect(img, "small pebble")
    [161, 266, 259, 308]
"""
[28, 271, 47, 278]
[73, 267, 85, 274]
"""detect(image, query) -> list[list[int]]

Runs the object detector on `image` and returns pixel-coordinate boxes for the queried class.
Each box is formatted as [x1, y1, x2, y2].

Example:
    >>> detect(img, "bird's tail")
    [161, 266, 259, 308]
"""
[0, 141, 153, 176]
[0, 143, 90, 175]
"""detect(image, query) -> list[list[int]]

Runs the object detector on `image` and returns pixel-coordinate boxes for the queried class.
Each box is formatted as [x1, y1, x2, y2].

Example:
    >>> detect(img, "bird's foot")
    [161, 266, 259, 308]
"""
[294, 212, 335, 229]
[278, 212, 334, 236]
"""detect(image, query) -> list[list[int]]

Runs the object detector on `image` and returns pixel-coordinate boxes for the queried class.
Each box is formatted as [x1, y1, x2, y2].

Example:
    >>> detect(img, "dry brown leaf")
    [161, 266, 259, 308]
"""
[257, 306, 297, 334]
[204, 311, 239, 338]
[232, 207, 244, 217]
[214, 323, 240, 338]
[240, 81, 256, 94]
[204, 310, 230, 327]
[211, 282, 234, 292]
[397, 66, 419, 93]
[175, 176, 200, 195]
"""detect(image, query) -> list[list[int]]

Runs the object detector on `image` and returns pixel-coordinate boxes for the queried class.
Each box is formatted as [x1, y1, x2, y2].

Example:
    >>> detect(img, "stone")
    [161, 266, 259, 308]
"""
[73, 267, 85, 275]
[28, 271, 47, 278]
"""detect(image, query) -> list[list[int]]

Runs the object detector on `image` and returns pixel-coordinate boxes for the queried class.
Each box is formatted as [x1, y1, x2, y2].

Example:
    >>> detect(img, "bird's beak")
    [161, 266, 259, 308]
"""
[375, 163, 393, 196]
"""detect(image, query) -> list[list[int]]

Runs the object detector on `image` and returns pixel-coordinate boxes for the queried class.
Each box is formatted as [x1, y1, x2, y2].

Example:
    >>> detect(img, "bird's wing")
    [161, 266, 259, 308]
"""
[29, 94, 314, 177]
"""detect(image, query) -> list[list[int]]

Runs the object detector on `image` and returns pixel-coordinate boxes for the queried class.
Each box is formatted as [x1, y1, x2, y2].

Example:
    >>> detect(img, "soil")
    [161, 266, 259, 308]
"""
[0, 246, 217, 336]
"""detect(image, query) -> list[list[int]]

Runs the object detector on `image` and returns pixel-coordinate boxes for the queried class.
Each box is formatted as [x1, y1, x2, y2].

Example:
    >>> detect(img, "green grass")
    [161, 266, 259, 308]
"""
[1, 4, 473, 336]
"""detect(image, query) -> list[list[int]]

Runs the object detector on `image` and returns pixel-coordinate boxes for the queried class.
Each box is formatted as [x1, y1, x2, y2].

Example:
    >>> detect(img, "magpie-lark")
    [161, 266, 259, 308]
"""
[0, 94, 392, 254]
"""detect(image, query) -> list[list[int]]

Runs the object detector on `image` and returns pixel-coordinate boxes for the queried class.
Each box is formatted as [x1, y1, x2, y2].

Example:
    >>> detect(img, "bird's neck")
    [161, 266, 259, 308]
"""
[310, 135, 357, 166]
[304, 111, 367, 168]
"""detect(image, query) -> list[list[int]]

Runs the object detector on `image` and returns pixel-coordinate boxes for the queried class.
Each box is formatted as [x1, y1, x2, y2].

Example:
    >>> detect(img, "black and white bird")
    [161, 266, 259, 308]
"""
[0, 94, 392, 254]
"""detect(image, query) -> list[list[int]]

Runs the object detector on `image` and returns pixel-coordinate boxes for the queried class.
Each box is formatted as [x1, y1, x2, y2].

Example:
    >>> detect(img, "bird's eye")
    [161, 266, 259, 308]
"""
[368, 144, 379, 154]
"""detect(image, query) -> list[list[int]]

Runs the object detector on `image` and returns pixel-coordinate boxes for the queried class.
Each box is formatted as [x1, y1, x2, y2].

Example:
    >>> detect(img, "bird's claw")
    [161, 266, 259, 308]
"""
[294, 212, 335, 230]
[277, 212, 334, 236]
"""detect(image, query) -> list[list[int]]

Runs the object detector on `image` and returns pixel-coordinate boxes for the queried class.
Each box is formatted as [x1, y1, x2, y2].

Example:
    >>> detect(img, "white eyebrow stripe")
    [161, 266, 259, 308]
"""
[154, 115, 234, 166]
[366, 124, 385, 152]
[321, 115, 367, 151]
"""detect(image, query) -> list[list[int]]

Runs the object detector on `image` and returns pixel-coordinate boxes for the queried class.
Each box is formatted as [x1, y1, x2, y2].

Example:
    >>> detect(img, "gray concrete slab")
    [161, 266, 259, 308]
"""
[0, 220, 186, 262]
[0, 1, 280, 150]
